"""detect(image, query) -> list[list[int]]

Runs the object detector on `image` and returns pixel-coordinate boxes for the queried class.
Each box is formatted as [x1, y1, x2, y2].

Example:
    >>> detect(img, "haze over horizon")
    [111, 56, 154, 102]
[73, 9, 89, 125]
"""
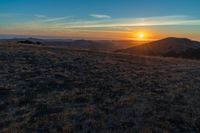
[0, 0, 200, 41]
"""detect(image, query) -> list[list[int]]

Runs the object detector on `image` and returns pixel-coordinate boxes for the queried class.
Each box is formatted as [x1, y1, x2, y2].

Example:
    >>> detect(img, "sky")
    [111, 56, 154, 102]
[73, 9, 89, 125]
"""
[0, 0, 200, 40]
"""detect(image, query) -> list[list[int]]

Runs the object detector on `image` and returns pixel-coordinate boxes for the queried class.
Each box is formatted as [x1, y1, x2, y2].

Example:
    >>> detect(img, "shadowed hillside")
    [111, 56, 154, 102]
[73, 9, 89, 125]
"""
[1, 42, 200, 132]
[117, 37, 200, 59]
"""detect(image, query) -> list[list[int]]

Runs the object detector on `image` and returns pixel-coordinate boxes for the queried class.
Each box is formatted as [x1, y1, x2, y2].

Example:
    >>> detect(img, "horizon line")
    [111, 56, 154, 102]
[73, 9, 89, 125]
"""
[0, 34, 200, 42]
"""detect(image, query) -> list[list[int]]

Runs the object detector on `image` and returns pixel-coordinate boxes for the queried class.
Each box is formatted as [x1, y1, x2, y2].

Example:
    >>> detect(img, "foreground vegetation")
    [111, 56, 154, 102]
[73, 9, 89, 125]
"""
[1, 43, 200, 133]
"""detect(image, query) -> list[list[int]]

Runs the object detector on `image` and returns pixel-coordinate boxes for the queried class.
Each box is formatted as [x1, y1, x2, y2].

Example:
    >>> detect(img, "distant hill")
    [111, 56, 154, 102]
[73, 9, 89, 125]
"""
[0, 38, 147, 51]
[46, 40, 146, 51]
[117, 37, 200, 59]
[0, 38, 45, 46]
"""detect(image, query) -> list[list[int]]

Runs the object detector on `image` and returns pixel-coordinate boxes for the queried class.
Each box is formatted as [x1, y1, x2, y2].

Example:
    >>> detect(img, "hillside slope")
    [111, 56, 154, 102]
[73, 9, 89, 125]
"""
[1, 43, 200, 132]
[117, 37, 200, 59]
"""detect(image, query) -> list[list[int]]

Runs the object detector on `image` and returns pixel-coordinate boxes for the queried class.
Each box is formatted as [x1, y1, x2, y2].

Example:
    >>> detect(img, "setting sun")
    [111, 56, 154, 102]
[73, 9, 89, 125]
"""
[138, 33, 145, 39]
[134, 32, 148, 41]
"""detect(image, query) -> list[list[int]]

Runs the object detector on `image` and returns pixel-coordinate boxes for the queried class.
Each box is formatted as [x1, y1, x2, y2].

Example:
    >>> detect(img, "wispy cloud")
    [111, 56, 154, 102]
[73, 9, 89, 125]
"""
[63, 15, 200, 29]
[1, 14, 200, 39]
[33, 14, 70, 22]
[90, 14, 112, 19]
[2, 14, 199, 29]
[42, 17, 70, 22]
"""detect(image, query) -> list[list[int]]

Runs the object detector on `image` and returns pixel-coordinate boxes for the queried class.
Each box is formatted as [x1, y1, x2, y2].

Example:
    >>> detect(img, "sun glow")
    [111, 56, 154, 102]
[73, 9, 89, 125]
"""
[138, 33, 145, 39]
[137, 32, 146, 41]
[133, 31, 152, 41]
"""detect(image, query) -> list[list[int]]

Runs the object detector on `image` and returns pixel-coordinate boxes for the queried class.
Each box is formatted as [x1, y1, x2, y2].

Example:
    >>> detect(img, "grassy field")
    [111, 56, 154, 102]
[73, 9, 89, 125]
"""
[1, 43, 200, 132]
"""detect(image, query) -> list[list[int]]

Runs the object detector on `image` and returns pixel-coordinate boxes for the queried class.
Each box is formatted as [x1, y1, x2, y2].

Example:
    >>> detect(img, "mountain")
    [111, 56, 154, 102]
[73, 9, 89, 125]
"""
[117, 37, 200, 59]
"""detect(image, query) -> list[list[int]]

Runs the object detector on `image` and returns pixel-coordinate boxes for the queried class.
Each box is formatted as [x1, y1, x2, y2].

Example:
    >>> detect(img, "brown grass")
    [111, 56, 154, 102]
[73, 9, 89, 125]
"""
[0, 43, 200, 132]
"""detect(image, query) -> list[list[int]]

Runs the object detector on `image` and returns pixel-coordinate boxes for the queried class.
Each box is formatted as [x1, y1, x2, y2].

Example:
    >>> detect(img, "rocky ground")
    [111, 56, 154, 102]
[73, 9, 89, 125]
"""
[1, 43, 200, 133]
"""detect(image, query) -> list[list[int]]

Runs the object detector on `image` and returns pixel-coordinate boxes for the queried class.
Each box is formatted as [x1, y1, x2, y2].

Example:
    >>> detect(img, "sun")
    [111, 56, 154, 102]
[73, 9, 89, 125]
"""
[137, 32, 146, 40]
[132, 31, 152, 41]
[133, 32, 150, 41]
[138, 33, 145, 39]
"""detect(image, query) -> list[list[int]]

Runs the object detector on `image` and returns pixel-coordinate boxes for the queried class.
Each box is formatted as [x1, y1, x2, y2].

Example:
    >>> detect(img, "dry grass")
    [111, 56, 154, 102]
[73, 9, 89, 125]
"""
[0, 43, 200, 132]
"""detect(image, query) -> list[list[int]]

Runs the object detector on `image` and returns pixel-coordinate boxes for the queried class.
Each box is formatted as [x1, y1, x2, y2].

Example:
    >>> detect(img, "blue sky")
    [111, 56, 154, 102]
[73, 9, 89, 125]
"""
[0, 0, 200, 40]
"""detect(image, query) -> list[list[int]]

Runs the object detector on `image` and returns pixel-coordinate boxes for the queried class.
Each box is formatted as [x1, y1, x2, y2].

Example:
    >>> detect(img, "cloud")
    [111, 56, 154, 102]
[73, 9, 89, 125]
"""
[63, 15, 200, 29]
[42, 17, 70, 22]
[1, 14, 200, 37]
[33, 14, 71, 22]
[90, 14, 112, 19]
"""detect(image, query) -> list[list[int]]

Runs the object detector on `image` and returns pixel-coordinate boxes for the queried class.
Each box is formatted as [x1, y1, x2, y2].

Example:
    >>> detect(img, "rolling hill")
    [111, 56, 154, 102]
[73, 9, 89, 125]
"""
[117, 37, 200, 59]
[0, 38, 147, 51]
[0, 41, 200, 132]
